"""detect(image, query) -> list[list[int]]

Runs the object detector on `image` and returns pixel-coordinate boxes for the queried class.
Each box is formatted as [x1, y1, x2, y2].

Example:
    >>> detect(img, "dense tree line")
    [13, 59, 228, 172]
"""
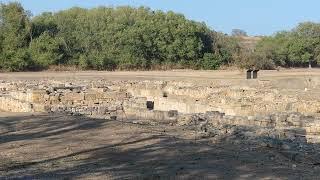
[251, 22, 320, 69]
[2, 2, 318, 71]
[0, 2, 238, 71]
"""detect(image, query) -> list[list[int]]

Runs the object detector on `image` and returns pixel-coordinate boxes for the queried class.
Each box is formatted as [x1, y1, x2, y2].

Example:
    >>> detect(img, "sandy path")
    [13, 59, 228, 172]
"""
[0, 69, 318, 81]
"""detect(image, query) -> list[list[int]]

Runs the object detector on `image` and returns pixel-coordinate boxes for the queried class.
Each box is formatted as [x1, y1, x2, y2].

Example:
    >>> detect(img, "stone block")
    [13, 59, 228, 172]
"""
[26, 90, 47, 103]
[205, 111, 224, 119]
[168, 110, 178, 117]
[253, 120, 261, 126]
[287, 113, 301, 123]
[84, 92, 106, 101]
[108, 105, 117, 111]
[32, 103, 49, 112]
[97, 106, 108, 115]
[0, 95, 33, 112]
[283, 128, 306, 135]
[61, 93, 84, 102]
[271, 113, 288, 123]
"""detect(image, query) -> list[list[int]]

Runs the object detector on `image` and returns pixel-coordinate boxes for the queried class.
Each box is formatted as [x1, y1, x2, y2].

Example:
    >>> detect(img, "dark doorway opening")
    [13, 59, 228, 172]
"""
[146, 101, 154, 110]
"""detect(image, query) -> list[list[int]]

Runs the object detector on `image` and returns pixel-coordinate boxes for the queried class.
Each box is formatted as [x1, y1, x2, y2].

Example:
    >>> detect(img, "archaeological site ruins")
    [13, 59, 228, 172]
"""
[1, 70, 320, 179]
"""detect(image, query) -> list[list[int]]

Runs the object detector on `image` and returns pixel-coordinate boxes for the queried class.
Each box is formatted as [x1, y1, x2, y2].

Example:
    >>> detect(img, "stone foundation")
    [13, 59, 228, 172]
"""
[0, 79, 319, 144]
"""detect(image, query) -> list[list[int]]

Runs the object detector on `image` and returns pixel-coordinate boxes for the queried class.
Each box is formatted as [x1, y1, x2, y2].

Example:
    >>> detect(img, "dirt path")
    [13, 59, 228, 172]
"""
[0, 113, 319, 179]
[0, 69, 319, 82]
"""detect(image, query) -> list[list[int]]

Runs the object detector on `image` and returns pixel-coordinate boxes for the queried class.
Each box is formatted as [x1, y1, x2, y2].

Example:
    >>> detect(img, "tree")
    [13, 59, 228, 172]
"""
[200, 53, 221, 70]
[232, 29, 247, 36]
[29, 31, 64, 69]
[253, 22, 320, 68]
[0, 2, 32, 71]
[0, 3, 239, 71]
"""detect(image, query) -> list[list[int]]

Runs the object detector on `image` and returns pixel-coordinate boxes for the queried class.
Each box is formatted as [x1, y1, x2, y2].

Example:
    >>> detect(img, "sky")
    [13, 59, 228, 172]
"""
[2, 0, 320, 36]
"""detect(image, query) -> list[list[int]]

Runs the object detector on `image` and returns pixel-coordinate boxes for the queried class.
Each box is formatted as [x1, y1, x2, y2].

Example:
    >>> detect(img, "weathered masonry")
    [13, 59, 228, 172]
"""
[0, 79, 320, 144]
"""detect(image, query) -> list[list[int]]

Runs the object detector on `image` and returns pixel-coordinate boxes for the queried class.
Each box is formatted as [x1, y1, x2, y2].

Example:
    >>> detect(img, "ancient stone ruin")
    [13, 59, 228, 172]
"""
[1, 78, 320, 148]
[0, 75, 320, 170]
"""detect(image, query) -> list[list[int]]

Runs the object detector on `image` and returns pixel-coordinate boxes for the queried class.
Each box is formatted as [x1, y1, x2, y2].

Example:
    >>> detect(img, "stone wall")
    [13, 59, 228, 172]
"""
[1, 79, 319, 115]
[0, 95, 33, 112]
[179, 111, 320, 143]
[0, 79, 319, 144]
[127, 81, 320, 116]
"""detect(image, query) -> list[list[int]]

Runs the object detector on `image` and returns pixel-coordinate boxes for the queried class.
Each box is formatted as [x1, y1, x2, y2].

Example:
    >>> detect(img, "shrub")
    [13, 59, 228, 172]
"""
[200, 53, 222, 70]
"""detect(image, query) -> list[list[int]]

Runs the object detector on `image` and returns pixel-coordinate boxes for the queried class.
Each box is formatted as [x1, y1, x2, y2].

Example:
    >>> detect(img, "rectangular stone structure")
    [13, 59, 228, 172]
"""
[246, 70, 252, 79]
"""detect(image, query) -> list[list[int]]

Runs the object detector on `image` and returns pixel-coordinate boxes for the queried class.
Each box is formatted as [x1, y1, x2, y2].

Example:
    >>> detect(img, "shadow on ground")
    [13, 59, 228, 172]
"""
[0, 113, 105, 144]
[0, 113, 318, 179]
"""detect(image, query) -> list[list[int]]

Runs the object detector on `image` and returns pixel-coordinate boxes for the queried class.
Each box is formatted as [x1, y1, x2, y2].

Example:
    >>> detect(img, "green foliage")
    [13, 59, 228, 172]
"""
[0, 2, 32, 71]
[0, 3, 237, 71]
[34, 6, 227, 70]
[254, 22, 320, 68]
[1, 48, 32, 71]
[214, 33, 240, 65]
[29, 31, 64, 69]
[78, 53, 120, 70]
[200, 53, 221, 70]
[2, 3, 320, 71]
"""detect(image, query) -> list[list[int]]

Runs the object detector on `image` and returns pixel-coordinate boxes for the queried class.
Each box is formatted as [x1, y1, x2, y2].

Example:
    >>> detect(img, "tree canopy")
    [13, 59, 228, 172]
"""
[1, 2, 319, 71]
[252, 22, 320, 69]
[0, 2, 236, 71]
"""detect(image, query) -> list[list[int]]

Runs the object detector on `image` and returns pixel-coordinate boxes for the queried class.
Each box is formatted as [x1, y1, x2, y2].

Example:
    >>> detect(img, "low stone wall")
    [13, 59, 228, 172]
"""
[0, 79, 319, 144]
[0, 95, 33, 112]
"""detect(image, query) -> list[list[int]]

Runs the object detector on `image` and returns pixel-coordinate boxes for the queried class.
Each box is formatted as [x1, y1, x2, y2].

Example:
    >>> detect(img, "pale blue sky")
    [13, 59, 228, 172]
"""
[1, 0, 320, 35]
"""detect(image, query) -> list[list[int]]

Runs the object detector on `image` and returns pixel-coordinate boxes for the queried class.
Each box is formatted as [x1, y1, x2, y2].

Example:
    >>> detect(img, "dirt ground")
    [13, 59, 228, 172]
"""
[0, 68, 319, 82]
[0, 113, 319, 179]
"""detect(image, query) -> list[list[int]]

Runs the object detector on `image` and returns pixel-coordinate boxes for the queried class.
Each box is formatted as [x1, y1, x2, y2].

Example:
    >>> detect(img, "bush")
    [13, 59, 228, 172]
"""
[29, 32, 64, 69]
[251, 55, 276, 70]
[200, 53, 222, 70]
[1, 49, 33, 71]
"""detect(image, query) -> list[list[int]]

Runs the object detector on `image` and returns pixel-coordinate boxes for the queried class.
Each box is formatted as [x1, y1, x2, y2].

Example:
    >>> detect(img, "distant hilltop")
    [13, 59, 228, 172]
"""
[236, 36, 263, 51]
